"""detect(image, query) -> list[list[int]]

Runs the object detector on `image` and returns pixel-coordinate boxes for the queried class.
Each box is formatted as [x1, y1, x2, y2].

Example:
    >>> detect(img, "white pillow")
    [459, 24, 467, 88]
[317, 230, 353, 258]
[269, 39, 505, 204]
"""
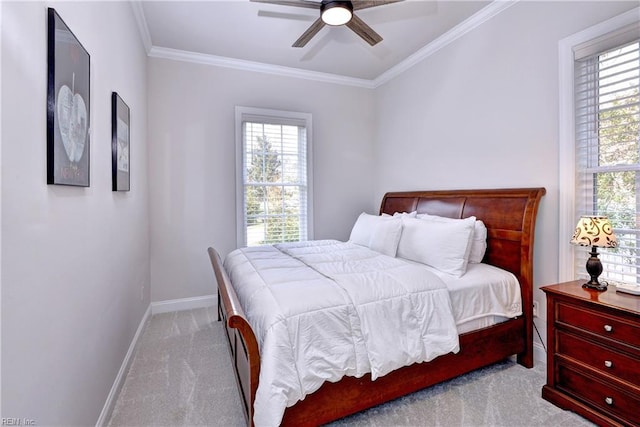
[394, 211, 417, 218]
[397, 216, 475, 277]
[416, 213, 487, 263]
[381, 211, 417, 218]
[349, 213, 403, 257]
[369, 218, 403, 256]
[469, 220, 488, 263]
[349, 212, 379, 246]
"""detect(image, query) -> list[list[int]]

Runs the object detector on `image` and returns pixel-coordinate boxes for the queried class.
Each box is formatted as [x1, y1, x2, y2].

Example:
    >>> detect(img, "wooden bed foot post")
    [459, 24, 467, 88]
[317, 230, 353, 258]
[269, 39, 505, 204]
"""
[217, 288, 222, 322]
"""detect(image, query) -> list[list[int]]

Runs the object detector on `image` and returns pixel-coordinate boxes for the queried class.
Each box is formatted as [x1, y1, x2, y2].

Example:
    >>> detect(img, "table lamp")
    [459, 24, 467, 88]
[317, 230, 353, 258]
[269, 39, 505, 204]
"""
[570, 215, 618, 291]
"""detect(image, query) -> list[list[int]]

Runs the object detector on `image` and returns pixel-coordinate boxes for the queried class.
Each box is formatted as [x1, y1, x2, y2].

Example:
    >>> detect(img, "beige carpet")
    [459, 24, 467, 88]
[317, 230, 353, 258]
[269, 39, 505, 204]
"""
[106, 307, 593, 427]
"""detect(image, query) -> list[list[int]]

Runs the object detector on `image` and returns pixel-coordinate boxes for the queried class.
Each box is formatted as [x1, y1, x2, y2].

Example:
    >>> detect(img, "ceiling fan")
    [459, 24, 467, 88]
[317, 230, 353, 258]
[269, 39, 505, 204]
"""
[251, 0, 404, 48]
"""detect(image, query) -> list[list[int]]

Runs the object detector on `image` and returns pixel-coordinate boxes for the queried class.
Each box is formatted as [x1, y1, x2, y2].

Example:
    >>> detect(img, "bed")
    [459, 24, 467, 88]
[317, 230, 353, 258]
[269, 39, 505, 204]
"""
[208, 187, 545, 426]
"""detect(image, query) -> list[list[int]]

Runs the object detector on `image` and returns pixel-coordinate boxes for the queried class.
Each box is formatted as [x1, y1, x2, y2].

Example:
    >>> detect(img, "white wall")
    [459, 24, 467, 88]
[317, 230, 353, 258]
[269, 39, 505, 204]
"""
[147, 58, 376, 302]
[1, 2, 149, 425]
[374, 0, 638, 348]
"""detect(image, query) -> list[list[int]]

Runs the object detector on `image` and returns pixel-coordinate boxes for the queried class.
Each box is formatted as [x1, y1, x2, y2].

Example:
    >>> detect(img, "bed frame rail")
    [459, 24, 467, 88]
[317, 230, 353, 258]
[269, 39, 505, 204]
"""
[281, 317, 526, 426]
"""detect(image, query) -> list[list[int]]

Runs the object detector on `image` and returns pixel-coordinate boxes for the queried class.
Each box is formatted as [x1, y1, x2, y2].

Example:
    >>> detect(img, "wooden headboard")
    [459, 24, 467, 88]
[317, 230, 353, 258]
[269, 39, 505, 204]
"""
[380, 188, 545, 285]
[380, 187, 545, 365]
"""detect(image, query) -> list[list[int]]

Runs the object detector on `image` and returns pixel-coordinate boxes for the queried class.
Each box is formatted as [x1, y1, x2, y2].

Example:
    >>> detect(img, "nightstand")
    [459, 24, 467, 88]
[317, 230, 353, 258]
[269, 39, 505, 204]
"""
[542, 280, 640, 426]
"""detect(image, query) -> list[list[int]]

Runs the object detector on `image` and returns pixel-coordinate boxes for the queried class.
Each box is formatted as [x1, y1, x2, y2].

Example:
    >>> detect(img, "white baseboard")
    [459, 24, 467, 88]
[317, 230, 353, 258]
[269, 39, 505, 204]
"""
[96, 304, 151, 427]
[533, 341, 546, 367]
[150, 294, 216, 315]
[533, 317, 548, 367]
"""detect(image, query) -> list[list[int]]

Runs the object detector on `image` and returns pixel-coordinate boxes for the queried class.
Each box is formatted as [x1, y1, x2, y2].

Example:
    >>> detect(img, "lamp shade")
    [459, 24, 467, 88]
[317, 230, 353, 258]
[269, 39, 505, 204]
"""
[321, 1, 353, 26]
[571, 216, 618, 248]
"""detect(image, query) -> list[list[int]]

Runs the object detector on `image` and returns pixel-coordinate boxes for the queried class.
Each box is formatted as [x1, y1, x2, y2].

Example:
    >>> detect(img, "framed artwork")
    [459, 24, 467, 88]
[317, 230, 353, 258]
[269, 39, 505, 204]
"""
[111, 92, 130, 191]
[47, 8, 90, 186]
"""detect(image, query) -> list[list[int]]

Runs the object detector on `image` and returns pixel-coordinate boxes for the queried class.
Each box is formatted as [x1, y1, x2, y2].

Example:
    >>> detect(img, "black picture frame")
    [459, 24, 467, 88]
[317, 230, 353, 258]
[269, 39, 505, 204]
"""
[111, 92, 130, 192]
[47, 8, 90, 187]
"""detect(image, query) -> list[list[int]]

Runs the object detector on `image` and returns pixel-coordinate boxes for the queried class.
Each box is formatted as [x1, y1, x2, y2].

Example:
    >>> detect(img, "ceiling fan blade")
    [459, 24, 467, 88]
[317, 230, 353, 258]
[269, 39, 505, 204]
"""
[345, 14, 383, 46]
[258, 10, 316, 21]
[250, 0, 320, 10]
[352, 0, 404, 11]
[293, 18, 326, 48]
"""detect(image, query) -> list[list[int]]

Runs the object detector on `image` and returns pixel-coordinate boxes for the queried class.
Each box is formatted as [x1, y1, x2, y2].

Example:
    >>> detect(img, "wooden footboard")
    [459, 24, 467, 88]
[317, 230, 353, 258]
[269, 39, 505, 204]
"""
[208, 247, 259, 425]
[208, 187, 545, 426]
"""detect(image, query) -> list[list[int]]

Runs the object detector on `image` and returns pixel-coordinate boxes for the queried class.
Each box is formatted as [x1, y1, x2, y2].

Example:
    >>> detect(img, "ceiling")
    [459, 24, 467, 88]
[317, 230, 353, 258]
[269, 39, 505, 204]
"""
[136, 0, 493, 82]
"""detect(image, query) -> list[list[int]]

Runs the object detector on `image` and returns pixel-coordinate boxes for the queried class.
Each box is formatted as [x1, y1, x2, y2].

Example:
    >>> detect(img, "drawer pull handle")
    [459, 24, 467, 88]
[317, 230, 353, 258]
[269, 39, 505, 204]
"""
[604, 360, 613, 368]
[605, 397, 614, 405]
[604, 324, 613, 332]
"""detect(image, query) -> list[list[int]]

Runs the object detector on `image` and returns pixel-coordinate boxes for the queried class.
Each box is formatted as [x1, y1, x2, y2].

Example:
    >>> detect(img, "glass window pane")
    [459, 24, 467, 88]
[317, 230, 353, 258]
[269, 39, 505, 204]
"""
[240, 111, 310, 247]
[575, 41, 640, 285]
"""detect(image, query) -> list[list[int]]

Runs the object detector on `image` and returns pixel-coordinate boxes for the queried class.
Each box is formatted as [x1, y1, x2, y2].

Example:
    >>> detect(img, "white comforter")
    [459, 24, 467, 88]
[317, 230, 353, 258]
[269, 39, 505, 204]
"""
[224, 240, 460, 426]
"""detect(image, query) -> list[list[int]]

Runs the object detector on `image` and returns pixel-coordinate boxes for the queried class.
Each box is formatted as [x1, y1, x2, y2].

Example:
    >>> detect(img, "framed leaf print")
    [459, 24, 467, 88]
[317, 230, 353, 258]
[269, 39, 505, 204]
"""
[47, 8, 90, 186]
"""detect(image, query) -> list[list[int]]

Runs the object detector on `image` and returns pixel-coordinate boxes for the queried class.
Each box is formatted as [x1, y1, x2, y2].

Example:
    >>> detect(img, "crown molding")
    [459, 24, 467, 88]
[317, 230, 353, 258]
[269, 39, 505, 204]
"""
[373, 0, 519, 88]
[134, 0, 517, 89]
[130, 1, 152, 54]
[148, 46, 376, 88]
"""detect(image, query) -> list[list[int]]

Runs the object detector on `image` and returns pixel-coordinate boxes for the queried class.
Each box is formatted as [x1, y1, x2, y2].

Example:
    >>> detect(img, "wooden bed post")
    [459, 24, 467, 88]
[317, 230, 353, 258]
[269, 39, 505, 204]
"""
[517, 188, 546, 368]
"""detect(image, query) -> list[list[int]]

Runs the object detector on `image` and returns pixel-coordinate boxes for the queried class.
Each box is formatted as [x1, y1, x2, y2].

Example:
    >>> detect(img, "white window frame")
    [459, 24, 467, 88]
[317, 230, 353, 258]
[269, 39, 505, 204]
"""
[234, 106, 314, 248]
[558, 7, 640, 281]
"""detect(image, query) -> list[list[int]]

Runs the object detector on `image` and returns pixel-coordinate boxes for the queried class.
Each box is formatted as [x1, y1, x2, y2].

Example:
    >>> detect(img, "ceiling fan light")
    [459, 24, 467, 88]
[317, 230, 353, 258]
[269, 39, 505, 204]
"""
[321, 1, 353, 26]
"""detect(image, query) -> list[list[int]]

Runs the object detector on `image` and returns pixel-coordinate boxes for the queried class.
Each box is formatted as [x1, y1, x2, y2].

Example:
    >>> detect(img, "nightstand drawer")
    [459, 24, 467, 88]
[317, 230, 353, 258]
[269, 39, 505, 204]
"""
[556, 301, 640, 349]
[557, 330, 640, 386]
[558, 364, 640, 425]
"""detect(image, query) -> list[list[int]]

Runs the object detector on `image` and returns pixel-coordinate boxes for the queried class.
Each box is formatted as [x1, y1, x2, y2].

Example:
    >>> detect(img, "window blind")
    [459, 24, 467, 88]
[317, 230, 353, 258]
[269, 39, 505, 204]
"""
[574, 38, 640, 284]
[240, 115, 309, 247]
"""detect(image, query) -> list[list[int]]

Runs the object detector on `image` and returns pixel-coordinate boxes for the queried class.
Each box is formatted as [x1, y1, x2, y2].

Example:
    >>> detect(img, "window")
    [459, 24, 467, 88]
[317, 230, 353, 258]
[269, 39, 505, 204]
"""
[571, 23, 639, 284]
[235, 107, 313, 247]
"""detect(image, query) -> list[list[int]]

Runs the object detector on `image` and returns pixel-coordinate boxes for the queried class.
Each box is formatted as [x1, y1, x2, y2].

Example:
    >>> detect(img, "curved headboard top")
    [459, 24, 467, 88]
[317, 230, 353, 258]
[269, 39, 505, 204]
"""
[380, 188, 546, 292]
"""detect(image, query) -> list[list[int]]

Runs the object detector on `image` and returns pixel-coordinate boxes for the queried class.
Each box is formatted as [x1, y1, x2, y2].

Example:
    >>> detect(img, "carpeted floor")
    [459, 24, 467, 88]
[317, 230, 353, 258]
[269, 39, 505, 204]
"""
[106, 307, 594, 427]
